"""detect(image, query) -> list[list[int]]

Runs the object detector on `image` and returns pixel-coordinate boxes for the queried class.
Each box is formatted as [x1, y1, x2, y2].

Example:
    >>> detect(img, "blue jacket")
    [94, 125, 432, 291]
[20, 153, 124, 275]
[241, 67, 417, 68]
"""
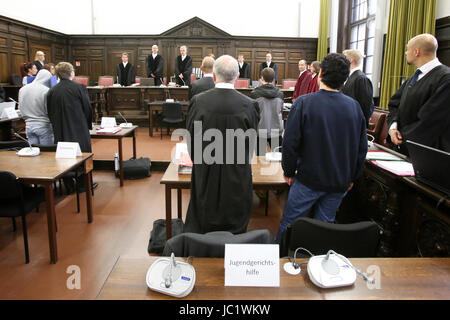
[282, 90, 368, 193]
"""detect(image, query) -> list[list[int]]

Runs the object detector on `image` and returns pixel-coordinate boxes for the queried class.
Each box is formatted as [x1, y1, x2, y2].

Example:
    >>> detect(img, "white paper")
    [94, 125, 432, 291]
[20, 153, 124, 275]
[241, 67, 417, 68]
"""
[374, 160, 415, 176]
[101, 117, 117, 128]
[174, 143, 188, 161]
[1, 106, 19, 119]
[55, 142, 82, 159]
[366, 151, 403, 161]
[224, 244, 280, 287]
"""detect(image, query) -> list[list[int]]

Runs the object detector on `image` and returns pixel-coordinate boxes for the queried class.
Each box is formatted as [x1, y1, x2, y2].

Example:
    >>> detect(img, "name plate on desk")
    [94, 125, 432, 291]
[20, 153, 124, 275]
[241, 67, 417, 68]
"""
[224, 244, 280, 287]
[55, 142, 82, 159]
[101, 117, 117, 128]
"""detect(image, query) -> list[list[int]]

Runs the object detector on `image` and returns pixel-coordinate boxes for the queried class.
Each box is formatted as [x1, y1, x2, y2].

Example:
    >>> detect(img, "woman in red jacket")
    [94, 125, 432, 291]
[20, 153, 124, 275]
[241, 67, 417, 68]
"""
[307, 61, 321, 93]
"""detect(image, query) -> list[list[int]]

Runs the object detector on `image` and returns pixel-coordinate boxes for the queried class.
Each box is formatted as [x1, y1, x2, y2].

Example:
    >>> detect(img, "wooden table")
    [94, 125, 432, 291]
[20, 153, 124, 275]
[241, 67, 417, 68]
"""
[160, 157, 288, 239]
[97, 256, 450, 300]
[0, 151, 94, 264]
[147, 101, 189, 137]
[90, 125, 138, 187]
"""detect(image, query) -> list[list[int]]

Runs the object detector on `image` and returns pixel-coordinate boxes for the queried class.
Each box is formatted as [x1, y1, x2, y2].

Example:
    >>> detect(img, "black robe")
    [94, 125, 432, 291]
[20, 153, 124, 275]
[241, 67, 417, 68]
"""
[146, 54, 164, 86]
[342, 69, 374, 127]
[239, 62, 251, 80]
[259, 61, 278, 84]
[174, 55, 193, 86]
[188, 76, 215, 101]
[185, 88, 260, 234]
[47, 79, 93, 152]
[388, 64, 450, 153]
[34, 60, 46, 71]
[115, 63, 136, 86]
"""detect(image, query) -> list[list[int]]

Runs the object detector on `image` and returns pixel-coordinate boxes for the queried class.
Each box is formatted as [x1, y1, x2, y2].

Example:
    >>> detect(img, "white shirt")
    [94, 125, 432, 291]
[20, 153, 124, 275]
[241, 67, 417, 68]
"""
[390, 58, 442, 131]
[299, 70, 307, 78]
[203, 73, 214, 78]
[349, 66, 362, 77]
[122, 62, 128, 68]
[181, 55, 186, 61]
[266, 61, 271, 67]
[215, 82, 234, 89]
[152, 53, 157, 59]
[312, 73, 317, 79]
[239, 62, 243, 69]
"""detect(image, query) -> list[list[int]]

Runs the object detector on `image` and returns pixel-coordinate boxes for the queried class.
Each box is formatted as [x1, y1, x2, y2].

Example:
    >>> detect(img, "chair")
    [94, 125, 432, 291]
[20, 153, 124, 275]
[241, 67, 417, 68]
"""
[282, 79, 297, 89]
[98, 76, 114, 87]
[162, 229, 274, 257]
[190, 73, 196, 84]
[160, 102, 184, 140]
[280, 217, 381, 258]
[11, 74, 22, 86]
[367, 111, 387, 144]
[0, 171, 45, 263]
[234, 79, 250, 89]
[135, 77, 141, 84]
[73, 76, 89, 86]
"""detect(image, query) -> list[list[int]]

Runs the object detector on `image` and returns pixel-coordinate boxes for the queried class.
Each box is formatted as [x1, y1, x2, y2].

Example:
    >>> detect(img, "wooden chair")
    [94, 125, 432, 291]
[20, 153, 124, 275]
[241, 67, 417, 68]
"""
[367, 111, 387, 144]
[282, 79, 297, 89]
[98, 76, 114, 87]
[73, 76, 89, 86]
[234, 79, 250, 89]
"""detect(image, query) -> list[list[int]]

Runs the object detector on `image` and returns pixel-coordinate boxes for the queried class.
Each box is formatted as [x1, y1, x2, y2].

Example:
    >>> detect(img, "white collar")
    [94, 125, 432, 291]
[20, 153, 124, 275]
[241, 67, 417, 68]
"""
[349, 67, 361, 77]
[203, 73, 214, 78]
[239, 62, 243, 67]
[215, 82, 234, 89]
[299, 70, 307, 77]
[266, 61, 271, 66]
[181, 55, 186, 61]
[311, 73, 317, 79]
[152, 53, 157, 58]
[122, 61, 128, 67]
[418, 58, 441, 80]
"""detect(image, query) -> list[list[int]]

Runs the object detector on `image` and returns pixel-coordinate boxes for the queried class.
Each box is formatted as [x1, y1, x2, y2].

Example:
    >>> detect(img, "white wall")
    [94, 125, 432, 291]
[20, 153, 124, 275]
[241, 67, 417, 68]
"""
[0, 0, 321, 38]
[436, 0, 450, 19]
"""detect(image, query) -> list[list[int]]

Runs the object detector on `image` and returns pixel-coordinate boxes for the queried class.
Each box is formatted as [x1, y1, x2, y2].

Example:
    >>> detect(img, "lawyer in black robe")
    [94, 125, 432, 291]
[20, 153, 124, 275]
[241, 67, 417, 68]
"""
[115, 62, 136, 87]
[146, 54, 164, 86]
[342, 69, 374, 127]
[175, 55, 193, 86]
[188, 75, 215, 101]
[239, 62, 251, 80]
[185, 87, 260, 234]
[47, 79, 93, 152]
[388, 64, 450, 153]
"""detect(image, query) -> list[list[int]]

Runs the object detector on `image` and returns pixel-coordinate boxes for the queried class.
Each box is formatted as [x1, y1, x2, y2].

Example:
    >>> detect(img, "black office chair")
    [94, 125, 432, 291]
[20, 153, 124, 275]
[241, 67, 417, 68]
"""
[0, 141, 28, 150]
[280, 217, 381, 258]
[160, 102, 184, 140]
[0, 171, 45, 263]
[162, 229, 274, 258]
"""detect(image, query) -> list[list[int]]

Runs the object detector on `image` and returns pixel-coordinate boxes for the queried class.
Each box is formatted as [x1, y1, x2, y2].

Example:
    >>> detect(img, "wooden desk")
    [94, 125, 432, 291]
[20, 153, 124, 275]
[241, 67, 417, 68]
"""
[147, 101, 189, 137]
[0, 151, 94, 264]
[90, 125, 138, 187]
[160, 157, 288, 239]
[97, 256, 450, 300]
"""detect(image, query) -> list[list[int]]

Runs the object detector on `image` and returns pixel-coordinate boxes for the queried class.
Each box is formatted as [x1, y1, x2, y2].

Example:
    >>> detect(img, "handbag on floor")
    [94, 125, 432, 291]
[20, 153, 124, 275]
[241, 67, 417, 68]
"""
[122, 157, 151, 180]
[148, 218, 184, 254]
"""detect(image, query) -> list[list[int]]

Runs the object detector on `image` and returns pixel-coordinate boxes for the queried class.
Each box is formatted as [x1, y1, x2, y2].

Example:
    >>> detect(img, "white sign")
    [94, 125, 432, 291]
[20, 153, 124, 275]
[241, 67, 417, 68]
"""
[101, 117, 117, 128]
[224, 244, 280, 287]
[0, 104, 19, 119]
[55, 142, 82, 159]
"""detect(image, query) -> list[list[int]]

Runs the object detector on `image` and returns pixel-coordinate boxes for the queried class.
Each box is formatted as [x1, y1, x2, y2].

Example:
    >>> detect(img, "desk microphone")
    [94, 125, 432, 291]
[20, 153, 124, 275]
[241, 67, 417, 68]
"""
[9, 97, 18, 104]
[180, 77, 186, 86]
[14, 133, 40, 156]
[118, 112, 132, 128]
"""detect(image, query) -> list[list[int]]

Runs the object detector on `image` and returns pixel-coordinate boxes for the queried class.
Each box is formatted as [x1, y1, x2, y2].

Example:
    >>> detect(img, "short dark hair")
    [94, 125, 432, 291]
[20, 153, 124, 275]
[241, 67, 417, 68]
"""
[261, 67, 275, 83]
[319, 53, 350, 90]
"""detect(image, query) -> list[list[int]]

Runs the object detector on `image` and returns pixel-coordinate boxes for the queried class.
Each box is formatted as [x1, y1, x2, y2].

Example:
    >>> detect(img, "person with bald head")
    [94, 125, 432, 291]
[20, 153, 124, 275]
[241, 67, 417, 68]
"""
[292, 59, 312, 102]
[146, 45, 164, 86]
[188, 56, 215, 101]
[185, 55, 260, 234]
[388, 33, 450, 154]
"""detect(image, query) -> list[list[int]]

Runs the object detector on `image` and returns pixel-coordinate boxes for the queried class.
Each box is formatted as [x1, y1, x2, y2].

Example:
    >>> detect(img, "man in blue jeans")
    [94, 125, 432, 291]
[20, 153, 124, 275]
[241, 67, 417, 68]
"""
[276, 53, 368, 243]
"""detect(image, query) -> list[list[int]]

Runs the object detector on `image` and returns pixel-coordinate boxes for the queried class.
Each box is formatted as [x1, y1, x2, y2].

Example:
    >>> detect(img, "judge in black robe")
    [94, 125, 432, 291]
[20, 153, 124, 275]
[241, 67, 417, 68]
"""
[238, 55, 251, 80]
[388, 64, 450, 153]
[342, 69, 374, 127]
[259, 54, 278, 84]
[185, 56, 260, 234]
[146, 45, 164, 86]
[174, 46, 193, 86]
[47, 66, 93, 153]
[115, 53, 136, 86]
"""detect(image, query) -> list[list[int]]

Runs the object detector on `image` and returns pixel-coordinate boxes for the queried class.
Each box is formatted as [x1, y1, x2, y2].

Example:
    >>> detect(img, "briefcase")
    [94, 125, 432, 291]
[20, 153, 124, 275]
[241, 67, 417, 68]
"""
[148, 218, 184, 254]
[122, 157, 151, 180]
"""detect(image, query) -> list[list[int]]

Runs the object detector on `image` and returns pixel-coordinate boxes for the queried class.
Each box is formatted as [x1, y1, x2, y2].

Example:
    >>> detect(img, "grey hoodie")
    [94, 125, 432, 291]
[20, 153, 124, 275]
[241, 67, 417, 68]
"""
[18, 69, 52, 126]
[250, 84, 284, 138]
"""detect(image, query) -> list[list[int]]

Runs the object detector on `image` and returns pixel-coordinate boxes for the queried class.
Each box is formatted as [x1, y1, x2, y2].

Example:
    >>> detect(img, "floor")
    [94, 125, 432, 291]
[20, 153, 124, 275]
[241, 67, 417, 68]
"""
[0, 128, 287, 299]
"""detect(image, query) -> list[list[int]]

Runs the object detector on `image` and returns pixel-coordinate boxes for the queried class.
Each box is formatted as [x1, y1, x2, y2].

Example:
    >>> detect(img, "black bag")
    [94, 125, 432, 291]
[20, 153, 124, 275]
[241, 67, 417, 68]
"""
[148, 218, 184, 254]
[122, 157, 151, 180]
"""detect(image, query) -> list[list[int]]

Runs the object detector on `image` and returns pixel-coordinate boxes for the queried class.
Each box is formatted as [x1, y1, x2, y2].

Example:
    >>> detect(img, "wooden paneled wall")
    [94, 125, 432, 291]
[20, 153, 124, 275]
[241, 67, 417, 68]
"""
[0, 16, 68, 83]
[0, 16, 317, 85]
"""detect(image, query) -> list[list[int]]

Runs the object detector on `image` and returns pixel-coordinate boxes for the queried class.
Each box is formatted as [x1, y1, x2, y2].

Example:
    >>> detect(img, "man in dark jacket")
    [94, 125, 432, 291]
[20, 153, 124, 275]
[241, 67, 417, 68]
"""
[188, 56, 215, 101]
[115, 53, 136, 86]
[250, 67, 284, 156]
[276, 53, 367, 242]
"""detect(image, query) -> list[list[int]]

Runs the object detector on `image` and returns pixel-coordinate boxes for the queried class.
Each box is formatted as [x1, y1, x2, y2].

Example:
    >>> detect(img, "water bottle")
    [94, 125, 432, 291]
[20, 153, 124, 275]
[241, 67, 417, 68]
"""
[114, 153, 119, 177]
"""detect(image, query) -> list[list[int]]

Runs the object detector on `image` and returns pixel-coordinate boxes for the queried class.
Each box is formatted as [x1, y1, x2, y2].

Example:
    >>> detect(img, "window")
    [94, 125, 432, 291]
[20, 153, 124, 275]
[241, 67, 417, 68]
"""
[349, 0, 377, 80]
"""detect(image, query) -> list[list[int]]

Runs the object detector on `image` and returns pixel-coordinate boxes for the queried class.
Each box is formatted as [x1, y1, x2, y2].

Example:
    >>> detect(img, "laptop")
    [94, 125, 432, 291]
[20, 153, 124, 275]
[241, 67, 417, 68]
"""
[406, 140, 450, 195]
[140, 78, 155, 86]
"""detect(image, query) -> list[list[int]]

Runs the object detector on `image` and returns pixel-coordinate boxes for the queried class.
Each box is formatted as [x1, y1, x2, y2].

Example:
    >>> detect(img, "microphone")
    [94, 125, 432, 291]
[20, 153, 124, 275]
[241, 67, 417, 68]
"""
[118, 112, 132, 128]
[14, 133, 32, 150]
[164, 253, 177, 288]
[180, 77, 186, 86]
[14, 133, 40, 156]
[9, 97, 17, 104]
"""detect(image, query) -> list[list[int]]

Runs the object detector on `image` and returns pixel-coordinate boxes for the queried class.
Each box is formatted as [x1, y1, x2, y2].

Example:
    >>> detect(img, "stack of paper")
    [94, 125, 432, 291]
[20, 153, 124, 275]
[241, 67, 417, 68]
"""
[178, 152, 193, 175]
[371, 160, 415, 176]
[96, 127, 122, 134]
[366, 150, 403, 161]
